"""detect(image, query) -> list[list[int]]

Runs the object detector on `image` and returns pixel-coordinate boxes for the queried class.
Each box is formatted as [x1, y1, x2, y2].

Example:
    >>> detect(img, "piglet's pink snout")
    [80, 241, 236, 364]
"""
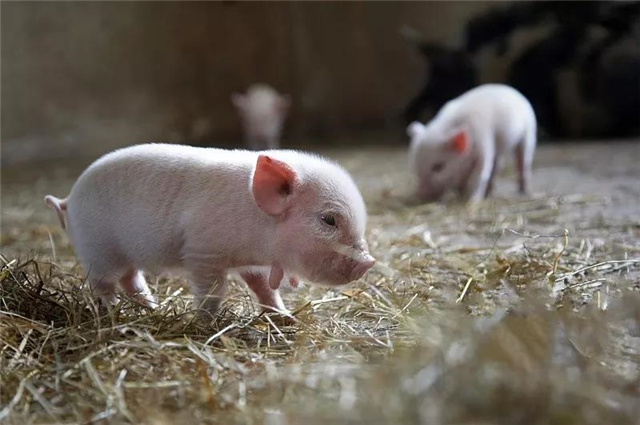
[350, 254, 376, 281]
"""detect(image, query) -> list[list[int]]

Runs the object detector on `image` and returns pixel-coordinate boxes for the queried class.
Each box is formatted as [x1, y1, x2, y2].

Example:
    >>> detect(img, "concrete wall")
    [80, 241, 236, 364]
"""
[1, 1, 492, 164]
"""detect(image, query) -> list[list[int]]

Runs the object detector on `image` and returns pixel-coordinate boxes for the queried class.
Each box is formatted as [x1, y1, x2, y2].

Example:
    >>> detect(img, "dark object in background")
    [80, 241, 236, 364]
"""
[464, 2, 539, 55]
[506, 28, 585, 138]
[579, 2, 640, 137]
[500, 2, 601, 137]
[464, 2, 603, 55]
[580, 2, 640, 102]
[401, 27, 477, 127]
[504, 1, 638, 138]
[589, 42, 640, 138]
[404, 1, 640, 139]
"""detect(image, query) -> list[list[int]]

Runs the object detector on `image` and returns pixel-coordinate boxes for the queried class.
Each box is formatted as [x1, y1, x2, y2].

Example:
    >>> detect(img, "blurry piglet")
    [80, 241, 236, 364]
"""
[232, 84, 291, 150]
[407, 84, 537, 202]
[44, 144, 375, 317]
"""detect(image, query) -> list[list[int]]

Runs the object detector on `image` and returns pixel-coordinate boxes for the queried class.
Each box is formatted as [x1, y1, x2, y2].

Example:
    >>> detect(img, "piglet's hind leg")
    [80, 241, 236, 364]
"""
[515, 138, 534, 196]
[189, 272, 229, 321]
[484, 155, 503, 198]
[87, 274, 118, 307]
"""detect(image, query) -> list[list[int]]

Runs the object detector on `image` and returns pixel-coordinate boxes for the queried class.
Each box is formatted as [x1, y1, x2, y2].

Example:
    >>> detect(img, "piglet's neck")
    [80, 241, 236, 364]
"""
[225, 214, 280, 268]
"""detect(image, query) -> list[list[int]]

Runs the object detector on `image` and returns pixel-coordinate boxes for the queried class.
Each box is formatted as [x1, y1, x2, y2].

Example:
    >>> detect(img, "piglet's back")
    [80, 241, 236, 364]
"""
[72, 143, 249, 194]
[65, 144, 259, 269]
[456, 85, 534, 128]
[68, 144, 256, 214]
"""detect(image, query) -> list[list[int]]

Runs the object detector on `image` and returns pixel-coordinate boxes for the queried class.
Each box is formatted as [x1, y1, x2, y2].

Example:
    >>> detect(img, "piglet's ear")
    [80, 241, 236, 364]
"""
[252, 155, 298, 216]
[407, 121, 426, 139]
[450, 131, 468, 153]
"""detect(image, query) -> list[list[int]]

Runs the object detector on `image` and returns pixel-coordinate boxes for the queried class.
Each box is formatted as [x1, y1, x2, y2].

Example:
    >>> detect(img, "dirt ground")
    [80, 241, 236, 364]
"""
[1, 141, 639, 424]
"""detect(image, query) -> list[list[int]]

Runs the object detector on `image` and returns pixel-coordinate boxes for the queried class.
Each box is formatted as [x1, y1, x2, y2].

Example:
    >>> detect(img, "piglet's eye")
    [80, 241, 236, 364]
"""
[432, 162, 445, 173]
[321, 214, 337, 227]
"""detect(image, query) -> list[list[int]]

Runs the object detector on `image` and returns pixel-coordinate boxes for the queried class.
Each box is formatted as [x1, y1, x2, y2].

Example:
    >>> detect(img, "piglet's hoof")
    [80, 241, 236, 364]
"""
[260, 311, 297, 327]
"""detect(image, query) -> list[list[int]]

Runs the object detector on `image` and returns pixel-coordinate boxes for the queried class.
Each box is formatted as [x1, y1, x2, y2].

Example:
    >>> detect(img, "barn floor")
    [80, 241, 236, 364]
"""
[1, 141, 639, 424]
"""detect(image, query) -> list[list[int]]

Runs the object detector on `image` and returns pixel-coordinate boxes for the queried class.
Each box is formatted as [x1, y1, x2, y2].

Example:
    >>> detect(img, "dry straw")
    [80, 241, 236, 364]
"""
[2, 187, 639, 424]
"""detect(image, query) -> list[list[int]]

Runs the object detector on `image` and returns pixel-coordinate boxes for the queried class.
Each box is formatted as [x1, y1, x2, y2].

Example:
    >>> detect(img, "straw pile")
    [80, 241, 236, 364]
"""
[1, 146, 638, 424]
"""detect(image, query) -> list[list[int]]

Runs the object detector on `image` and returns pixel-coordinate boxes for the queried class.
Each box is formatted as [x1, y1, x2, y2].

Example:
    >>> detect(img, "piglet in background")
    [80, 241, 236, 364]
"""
[44, 144, 375, 318]
[232, 84, 291, 150]
[407, 84, 537, 202]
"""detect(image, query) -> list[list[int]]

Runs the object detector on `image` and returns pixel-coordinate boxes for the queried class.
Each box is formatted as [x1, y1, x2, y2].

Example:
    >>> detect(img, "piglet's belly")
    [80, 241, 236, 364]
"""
[66, 205, 186, 269]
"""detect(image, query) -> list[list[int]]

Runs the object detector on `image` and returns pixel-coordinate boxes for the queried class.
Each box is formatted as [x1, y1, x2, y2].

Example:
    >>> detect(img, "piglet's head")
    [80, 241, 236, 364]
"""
[408, 121, 472, 202]
[232, 89, 291, 144]
[252, 154, 375, 286]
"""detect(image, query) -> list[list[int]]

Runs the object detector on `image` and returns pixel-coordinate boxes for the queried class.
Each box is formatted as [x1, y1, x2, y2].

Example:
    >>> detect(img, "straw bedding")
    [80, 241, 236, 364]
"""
[1, 143, 638, 424]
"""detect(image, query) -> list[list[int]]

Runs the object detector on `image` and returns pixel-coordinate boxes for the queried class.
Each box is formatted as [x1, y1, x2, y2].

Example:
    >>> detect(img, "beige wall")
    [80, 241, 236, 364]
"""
[1, 1, 493, 164]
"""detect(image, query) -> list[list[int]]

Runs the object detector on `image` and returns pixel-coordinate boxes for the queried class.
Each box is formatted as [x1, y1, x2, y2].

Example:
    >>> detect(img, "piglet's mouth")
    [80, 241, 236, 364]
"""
[418, 189, 444, 202]
[333, 243, 376, 283]
[303, 243, 376, 286]
[328, 243, 377, 283]
[323, 255, 376, 285]
[310, 261, 375, 286]
[349, 255, 376, 281]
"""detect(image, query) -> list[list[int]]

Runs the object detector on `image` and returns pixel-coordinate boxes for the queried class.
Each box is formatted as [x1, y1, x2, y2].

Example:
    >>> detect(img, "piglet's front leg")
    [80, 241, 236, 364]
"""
[462, 155, 493, 202]
[240, 269, 287, 313]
